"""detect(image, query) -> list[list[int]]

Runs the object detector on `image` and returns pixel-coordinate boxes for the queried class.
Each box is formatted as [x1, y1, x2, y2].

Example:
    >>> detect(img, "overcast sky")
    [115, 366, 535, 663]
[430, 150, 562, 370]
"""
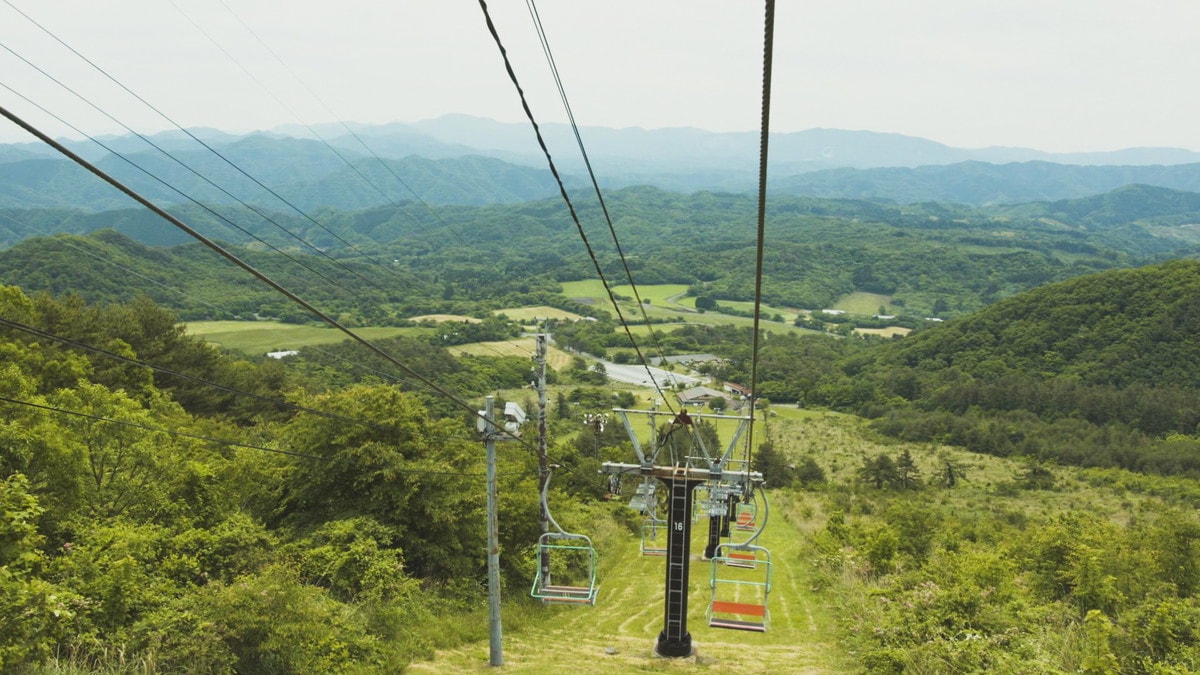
[1, 1, 1197, 152]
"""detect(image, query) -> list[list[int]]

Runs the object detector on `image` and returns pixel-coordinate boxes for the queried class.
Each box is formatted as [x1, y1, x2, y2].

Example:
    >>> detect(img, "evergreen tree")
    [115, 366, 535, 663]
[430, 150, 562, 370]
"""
[857, 453, 898, 489]
[895, 448, 922, 490]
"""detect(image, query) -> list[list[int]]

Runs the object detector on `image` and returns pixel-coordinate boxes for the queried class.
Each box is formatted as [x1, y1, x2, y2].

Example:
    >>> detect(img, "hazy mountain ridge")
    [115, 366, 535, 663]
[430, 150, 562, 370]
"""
[5, 116, 1200, 213]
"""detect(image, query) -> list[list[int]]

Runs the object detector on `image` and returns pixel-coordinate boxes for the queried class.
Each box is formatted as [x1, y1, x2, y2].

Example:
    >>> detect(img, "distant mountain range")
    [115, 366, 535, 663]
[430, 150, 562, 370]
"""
[3, 115, 1200, 212]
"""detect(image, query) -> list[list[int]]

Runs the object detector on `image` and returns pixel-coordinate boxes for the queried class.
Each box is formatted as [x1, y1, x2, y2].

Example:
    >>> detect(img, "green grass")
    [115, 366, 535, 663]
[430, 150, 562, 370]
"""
[831, 292, 892, 315]
[494, 306, 584, 322]
[562, 282, 821, 337]
[407, 492, 849, 673]
[185, 320, 426, 354]
[716, 300, 800, 321]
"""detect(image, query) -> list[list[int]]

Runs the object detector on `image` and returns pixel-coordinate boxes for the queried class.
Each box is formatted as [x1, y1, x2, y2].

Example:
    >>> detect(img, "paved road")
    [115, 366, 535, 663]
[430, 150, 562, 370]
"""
[600, 360, 702, 389]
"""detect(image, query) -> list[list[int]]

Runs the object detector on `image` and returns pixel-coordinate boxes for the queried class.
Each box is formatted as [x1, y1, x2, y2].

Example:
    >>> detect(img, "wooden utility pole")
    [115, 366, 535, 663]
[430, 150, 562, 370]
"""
[535, 334, 551, 586]
[483, 397, 503, 667]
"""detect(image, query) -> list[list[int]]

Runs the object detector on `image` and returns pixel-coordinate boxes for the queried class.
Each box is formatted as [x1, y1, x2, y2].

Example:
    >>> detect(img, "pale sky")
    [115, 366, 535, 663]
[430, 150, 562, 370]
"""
[1, 1, 1198, 152]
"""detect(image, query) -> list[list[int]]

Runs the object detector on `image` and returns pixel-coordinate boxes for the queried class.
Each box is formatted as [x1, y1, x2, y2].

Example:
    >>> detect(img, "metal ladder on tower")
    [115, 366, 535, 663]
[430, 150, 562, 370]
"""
[663, 468, 690, 642]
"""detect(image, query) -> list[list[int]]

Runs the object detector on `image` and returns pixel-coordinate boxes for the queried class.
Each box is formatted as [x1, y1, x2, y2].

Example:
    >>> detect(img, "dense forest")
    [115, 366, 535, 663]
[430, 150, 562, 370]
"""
[0, 284, 628, 671]
[4, 183, 1200, 323]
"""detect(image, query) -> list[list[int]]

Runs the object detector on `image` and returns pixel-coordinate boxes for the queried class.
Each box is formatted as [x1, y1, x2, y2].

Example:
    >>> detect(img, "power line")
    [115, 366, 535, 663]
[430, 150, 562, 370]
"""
[208, 0, 491, 260]
[0, 394, 507, 478]
[1, 0, 417, 294]
[0, 315, 392, 431]
[0, 210, 510, 403]
[0, 393, 327, 462]
[0, 49, 400, 301]
[523, 0, 676, 378]
[0, 102, 538, 456]
[476, 0, 677, 414]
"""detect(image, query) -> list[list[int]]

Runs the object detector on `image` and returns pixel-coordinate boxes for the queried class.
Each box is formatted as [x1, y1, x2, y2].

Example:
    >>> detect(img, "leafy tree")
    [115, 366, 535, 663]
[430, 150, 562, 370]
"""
[275, 385, 484, 579]
[752, 441, 794, 489]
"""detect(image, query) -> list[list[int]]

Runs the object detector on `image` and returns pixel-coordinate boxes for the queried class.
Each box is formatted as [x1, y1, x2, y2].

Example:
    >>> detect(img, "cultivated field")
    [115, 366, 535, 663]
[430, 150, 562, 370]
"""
[451, 336, 575, 371]
[855, 326, 911, 338]
[410, 314, 481, 323]
[561, 282, 819, 336]
[184, 320, 426, 354]
[494, 306, 585, 323]
[830, 291, 893, 315]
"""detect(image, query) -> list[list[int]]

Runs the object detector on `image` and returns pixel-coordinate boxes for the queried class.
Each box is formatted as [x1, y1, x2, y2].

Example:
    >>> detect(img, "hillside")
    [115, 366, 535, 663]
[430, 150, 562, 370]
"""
[6, 183, 1200, 323]
[881, 258, 1200, 389]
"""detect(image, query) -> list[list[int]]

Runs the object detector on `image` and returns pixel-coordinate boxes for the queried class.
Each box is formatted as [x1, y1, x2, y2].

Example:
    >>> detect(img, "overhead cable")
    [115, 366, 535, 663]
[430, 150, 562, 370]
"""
[0, 103, 536, 455]
[0, 394, 507, 477]
[477, 0, 676, 413]
[746, 0, 777, 470]
[523, 0, 677, 383]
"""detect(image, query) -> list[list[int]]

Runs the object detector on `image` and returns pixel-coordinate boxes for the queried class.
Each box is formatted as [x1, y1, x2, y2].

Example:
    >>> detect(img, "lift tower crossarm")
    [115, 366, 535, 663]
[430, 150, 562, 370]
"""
[599, 462, 762, 486]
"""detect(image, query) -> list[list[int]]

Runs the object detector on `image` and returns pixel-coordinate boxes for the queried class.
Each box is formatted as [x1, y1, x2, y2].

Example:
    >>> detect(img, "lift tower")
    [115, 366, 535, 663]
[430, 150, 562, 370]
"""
[602, 408, 761, 658]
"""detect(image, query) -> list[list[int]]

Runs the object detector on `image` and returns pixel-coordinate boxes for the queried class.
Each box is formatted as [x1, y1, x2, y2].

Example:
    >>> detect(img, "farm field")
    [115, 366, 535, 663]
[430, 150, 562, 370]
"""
[560, 281, 693, 310]
[451, 336, 575, 371]
[184, 320, 427, 354]
[494, 305, 584, 323]
[562, 282, 817, 336]
[716, 299, 801, 322]
[855, 326, 911, 338]
[830, 292, 893, 315]
[410, 314, 480, 323]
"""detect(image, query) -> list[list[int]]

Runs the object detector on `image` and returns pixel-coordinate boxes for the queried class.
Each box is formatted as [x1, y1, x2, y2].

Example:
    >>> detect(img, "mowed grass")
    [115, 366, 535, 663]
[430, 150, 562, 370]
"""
[495, 306, 584, 323]
[184, 320, 427, 354]
[407, 414, 884, 673]
[407, 491, 849, 673]
[831, 292, 892, 315]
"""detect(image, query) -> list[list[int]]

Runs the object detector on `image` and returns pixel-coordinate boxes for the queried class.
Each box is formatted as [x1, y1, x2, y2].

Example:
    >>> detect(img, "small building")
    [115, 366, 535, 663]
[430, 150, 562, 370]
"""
[724, 382, 753, 399]
[676, 386, 728, 408]
[265, 350, 299, 359]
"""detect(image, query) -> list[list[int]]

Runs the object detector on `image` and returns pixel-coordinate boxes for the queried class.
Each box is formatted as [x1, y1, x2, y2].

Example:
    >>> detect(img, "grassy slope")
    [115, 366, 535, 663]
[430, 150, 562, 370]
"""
[407, 493, 849, 673]
[407, 412, 872, 673]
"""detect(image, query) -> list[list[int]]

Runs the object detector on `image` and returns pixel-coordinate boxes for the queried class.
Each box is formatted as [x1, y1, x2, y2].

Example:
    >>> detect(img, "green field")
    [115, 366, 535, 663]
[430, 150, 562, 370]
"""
[717, 299, 801, 322]
[185, 320, 426, 354]
[561, 281, 693, 310]
[561, 282, 819, 336]
[494, 306, 585, 323]
[831, 291, 893, 315]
